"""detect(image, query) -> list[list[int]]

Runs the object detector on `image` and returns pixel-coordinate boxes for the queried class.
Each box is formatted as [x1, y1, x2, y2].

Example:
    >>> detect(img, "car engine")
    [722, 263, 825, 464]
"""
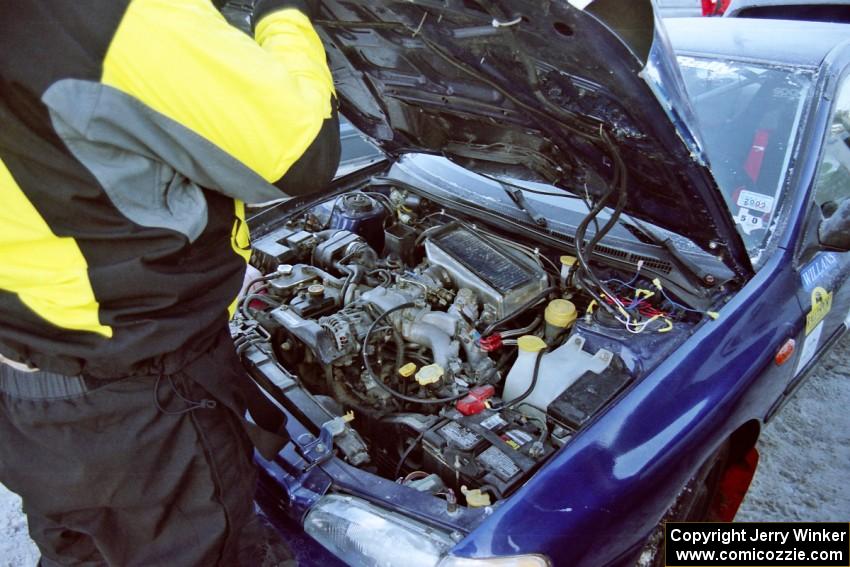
[232, 188, 702, 508]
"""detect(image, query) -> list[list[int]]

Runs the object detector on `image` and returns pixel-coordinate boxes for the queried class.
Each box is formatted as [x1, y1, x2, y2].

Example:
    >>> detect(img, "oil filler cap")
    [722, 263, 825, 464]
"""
[415, 364, 444, 386]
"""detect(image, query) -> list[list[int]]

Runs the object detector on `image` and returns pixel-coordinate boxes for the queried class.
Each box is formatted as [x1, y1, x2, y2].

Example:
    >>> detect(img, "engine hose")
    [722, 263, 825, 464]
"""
[391, 329, 406, 395]
[393, 418, 449, 478]
[362, 303, 468, 405]
[239, 293, 281, 321]
[481, 286, 557, 338]
[499, 315, 543, 339]
[572, 129, 629, 317]
[497, 348, 547, 410]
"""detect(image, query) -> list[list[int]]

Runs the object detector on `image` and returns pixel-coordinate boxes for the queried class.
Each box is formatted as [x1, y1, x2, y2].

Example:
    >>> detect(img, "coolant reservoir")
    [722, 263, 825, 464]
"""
[503, 334, 613, 412]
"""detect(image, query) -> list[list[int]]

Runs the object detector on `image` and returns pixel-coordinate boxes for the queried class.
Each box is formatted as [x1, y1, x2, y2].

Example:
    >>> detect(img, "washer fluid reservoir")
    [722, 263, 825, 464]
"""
[503, 334, 613, 412]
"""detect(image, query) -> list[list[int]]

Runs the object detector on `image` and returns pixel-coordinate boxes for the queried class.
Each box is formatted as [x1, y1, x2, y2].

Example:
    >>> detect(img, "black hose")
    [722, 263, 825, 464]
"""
[362, 303, 468, 405]
[500, 348, 547, 410]
[242, 273, 275, 293]
[393, 419, 448, 478]
[584, 130, 629, 258]
[481, 286, 557, 337]
[391, 329, 406, 396]
[572, 129, 629, 316]
[239, 293, 281, 320]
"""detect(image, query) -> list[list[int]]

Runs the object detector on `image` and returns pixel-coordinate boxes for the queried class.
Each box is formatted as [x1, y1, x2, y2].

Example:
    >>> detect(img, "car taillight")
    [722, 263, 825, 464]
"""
[702, 0, 731, 16]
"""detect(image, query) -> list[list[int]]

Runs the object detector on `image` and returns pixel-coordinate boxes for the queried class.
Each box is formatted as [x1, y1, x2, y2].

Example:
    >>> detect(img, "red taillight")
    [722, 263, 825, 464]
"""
[702, 0, 731, 16]
[775, 338, 796, 366]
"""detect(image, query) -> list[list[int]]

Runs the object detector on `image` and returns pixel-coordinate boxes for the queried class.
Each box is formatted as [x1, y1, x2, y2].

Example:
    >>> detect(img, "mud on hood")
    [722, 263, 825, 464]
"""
[313, 0, 752, 277]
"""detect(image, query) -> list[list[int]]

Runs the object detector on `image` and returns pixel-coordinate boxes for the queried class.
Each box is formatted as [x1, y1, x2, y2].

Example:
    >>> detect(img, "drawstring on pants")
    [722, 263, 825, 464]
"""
[153, 373, 217, 415]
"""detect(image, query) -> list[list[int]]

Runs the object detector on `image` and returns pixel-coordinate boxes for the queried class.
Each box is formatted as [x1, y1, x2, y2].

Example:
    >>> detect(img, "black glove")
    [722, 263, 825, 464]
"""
[253, 0, 316, 27]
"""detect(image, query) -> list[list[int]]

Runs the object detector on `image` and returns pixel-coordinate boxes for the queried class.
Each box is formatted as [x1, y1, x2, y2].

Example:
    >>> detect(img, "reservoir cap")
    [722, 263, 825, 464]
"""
[399, 362, 418, 378]
[415, 364, 444, 386]
[517, 335, 547, 353]
[545, 299, 577, 329]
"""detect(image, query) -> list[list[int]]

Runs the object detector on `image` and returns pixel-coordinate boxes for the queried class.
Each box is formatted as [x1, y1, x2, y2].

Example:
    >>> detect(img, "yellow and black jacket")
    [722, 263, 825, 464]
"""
[0, 0, 339, 377]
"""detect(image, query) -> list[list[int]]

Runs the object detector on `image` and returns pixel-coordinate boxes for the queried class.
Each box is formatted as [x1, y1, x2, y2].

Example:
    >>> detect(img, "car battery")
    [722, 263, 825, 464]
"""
[421, 407, 554, 499]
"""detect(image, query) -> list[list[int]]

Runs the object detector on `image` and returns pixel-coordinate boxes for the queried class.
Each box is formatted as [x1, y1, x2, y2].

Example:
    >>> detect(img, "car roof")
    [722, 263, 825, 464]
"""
[665, 17, 850, 67]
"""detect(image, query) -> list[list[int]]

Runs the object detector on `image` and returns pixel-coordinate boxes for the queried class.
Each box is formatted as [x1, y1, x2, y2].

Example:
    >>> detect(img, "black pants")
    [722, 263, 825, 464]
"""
[0, 338, 265, 566]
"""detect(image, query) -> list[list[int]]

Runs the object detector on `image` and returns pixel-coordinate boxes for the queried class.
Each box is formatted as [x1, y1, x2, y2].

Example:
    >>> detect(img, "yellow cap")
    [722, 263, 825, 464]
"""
[461, 486, 492, 507]
[517, 335, 547, 353]
[560, 255, 577, 266]
[414, 364, 444, 386]
[545, 299, 577, 329]
[399, 362, 418, 378]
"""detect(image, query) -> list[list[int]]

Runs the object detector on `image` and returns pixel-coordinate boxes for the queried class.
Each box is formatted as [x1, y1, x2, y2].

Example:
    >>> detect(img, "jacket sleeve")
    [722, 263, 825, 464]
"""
[252, 1, 341, 196]
[99, 0, 340, 201]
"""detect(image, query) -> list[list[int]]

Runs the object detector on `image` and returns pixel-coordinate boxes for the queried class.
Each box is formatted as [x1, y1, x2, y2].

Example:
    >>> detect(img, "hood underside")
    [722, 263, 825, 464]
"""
[313, 0, 752, 277]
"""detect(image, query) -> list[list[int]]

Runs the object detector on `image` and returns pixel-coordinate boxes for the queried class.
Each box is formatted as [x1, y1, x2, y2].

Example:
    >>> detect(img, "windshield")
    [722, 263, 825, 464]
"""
[677, 56, 813, 260]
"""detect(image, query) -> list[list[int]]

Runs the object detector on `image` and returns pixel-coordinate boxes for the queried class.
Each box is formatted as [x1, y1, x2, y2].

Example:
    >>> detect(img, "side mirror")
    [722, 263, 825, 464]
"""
[819, 198, 850, 251]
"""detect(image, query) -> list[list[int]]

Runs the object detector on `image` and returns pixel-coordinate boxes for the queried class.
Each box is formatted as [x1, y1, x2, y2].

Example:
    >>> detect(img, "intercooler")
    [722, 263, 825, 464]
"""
[423, 225, 548, 319]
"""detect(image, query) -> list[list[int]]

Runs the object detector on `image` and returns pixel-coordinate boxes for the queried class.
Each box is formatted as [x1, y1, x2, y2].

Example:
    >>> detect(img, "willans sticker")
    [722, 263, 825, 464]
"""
[800, 252, 841, 292]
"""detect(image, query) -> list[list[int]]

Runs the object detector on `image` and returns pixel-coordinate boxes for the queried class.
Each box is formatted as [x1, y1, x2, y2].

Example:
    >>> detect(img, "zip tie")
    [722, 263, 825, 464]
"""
[652, 278, 663, 290]
[492, 16, 523, 27]
[707, 311, 720, 320]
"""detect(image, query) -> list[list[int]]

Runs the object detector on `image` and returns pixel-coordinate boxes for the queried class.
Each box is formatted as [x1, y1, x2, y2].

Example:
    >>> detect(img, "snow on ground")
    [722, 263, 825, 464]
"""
[0, 484, 37, 566]
[0, 338, 848, 564]
[737, 333, 850, 521]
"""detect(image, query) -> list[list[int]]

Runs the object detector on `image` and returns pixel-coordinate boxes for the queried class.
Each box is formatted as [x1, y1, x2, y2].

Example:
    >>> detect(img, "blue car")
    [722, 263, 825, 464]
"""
[229, 4, 850, 566]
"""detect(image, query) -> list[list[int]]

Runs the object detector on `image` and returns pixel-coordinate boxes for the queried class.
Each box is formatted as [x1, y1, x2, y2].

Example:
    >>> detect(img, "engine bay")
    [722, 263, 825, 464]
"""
[232, 185, 709, 510]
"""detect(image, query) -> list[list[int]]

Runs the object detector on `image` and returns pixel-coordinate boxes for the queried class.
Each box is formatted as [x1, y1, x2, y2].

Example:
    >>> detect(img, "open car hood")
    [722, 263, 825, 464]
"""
[313, 0, 752, 277]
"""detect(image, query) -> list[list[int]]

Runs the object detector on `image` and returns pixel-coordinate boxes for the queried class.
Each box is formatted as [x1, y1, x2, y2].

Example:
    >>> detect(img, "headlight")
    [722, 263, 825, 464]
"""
[438, 556, 551, 567]
[304, 494, 552, 567]
[304, 494, 456, 567]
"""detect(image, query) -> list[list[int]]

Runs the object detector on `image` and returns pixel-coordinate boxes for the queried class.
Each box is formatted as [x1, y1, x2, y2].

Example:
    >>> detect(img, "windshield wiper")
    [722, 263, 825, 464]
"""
[500, 185, 548, 228]
[621, 218, 716, 287]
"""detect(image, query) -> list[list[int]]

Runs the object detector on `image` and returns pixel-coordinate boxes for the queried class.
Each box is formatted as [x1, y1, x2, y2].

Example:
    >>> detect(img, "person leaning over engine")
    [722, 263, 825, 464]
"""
[0, 0, 339, 564]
